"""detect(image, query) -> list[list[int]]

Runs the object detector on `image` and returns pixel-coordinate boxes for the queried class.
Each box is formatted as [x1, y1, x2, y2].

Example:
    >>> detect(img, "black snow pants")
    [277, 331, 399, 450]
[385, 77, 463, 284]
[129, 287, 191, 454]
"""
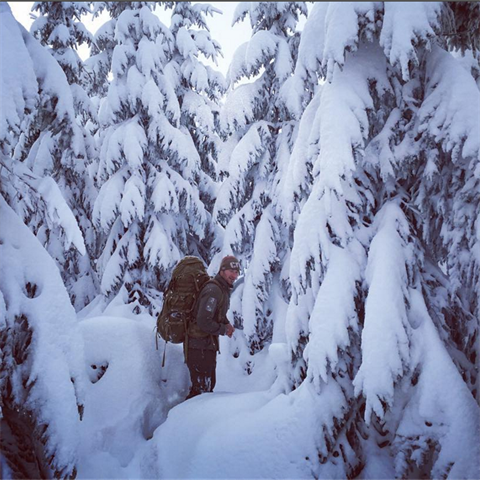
[186, 348, 217, 399]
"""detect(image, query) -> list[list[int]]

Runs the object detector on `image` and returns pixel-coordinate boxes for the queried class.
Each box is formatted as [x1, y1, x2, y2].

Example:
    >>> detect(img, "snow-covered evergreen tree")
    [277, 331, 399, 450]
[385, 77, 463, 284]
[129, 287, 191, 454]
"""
[214, 2, 307, 359]
[31, 2, 93, 85]
[163, 1, 226, 254]
[0, 4, 88, 477]
[282, 2, 480, 478]
[30, 1, 99, 310]
[0, 4, 87, 258]
[93, 2, 223, 312]
[85, 2, 120, 99]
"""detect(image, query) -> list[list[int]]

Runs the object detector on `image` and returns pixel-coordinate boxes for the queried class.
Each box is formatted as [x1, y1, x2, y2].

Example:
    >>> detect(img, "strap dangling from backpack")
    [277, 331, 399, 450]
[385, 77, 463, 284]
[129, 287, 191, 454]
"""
[162, 340, 167, 368]
[183, 332, 189, 364]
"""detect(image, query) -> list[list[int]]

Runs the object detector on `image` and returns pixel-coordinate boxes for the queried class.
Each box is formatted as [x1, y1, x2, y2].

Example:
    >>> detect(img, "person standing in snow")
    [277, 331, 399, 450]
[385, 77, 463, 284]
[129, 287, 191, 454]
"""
[185, 256, 239, 399]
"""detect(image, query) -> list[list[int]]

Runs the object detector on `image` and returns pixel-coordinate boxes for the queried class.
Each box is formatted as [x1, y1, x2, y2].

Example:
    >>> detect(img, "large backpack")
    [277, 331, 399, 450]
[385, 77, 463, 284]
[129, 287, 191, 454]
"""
[156, 256, 210, 346]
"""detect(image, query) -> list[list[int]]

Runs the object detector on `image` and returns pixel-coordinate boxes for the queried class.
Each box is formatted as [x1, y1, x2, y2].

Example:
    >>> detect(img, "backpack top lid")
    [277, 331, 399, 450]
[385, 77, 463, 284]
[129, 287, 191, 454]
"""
[169, 256, 209, 292]
[172, 256, 206, 275]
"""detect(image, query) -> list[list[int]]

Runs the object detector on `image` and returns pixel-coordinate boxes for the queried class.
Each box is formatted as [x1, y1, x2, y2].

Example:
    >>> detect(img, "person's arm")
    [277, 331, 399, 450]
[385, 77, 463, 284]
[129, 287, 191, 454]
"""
[196, 285, 227, 336]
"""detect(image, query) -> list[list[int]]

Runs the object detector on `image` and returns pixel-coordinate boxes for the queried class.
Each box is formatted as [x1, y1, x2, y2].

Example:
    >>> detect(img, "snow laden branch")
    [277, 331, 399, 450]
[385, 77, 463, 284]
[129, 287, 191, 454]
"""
[416, 46, 480, 313]
[1, 155, 86, 256]
[393, 288, 480, 479]
[300, 2, 443, 83]
[353, 202, 412, 424]
[286, 44, 387, 373]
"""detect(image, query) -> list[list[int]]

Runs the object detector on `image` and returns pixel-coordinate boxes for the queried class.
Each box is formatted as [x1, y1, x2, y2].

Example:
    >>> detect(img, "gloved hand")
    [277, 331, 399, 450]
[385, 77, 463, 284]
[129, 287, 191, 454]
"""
[225, 323, 235, 338]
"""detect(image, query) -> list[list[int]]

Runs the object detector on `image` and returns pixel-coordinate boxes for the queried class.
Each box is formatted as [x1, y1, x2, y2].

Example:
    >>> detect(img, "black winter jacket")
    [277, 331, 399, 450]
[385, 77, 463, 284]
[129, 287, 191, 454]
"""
[187, 273, 232, 351]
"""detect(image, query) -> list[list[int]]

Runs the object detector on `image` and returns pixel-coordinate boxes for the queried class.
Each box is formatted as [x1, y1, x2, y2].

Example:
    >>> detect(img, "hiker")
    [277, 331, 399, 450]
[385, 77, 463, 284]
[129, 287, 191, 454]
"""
[185, 256, 239, 399]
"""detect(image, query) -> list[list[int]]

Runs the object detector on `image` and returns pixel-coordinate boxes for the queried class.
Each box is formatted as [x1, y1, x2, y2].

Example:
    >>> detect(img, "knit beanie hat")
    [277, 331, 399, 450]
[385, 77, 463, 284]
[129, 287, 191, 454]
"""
[219, 255, 241, 273]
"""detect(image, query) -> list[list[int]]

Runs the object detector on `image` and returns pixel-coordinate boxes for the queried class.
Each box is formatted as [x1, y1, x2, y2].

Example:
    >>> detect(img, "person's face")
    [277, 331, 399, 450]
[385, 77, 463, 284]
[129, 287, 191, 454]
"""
[220, 268, 239, 286]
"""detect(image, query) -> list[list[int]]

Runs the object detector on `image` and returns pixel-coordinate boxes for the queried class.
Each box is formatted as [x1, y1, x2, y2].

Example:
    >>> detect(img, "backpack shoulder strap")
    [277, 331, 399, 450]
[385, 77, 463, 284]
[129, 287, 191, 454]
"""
[200, 278, 222, 294]
[205, 277, 220, 287]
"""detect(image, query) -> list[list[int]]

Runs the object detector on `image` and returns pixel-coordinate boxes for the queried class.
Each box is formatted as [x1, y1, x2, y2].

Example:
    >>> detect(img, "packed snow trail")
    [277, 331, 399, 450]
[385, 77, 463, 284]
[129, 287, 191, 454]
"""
[146, 389, 314, 479]
[74, 304, 326, 479]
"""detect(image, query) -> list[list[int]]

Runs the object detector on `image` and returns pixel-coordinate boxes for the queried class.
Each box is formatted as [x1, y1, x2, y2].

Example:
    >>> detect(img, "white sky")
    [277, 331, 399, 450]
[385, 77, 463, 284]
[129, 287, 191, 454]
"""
[7, 2, 259, 76]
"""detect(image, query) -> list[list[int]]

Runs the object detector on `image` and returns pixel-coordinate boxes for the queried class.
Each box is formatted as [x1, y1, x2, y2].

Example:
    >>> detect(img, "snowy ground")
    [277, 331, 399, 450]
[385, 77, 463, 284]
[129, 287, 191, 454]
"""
[76, 300, 315, 479]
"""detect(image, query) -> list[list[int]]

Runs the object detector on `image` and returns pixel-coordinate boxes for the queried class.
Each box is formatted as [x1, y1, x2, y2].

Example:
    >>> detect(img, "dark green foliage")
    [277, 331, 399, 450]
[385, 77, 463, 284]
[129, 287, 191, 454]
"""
[442, 2, 480, 54]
